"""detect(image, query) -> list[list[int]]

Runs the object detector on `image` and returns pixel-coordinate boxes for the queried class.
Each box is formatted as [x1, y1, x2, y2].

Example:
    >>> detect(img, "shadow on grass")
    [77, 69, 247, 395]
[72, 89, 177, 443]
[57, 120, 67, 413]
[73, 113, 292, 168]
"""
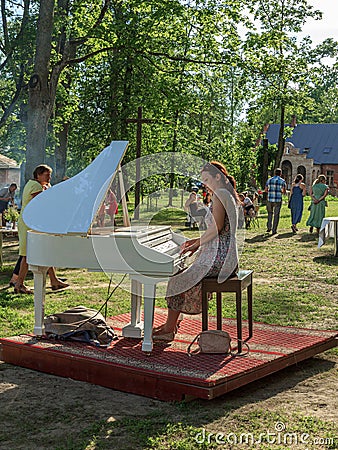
[245, 234, 270, 243]
[275, 232, 294, 239]
[0, 290, 33, 308]
[313, 255, 338, 266]
[0, 284, 11, 293]
[209, 355, 336, 407]
[299, 233, 319, 242]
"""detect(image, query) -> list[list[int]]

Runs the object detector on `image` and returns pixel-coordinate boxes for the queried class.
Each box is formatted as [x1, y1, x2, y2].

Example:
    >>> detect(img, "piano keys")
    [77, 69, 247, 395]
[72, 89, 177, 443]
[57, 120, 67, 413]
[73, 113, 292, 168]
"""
[23, 141, 188, 352]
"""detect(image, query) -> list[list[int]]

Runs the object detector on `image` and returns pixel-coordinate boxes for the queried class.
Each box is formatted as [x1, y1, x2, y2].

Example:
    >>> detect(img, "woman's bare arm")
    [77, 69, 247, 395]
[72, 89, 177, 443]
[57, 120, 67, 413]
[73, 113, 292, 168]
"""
[181, 191, 228, 256]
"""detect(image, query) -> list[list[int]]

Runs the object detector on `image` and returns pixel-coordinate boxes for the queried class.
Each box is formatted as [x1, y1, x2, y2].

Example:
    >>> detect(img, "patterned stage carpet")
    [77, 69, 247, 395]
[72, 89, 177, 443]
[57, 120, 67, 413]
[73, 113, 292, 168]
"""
[1, 308, 336, 393]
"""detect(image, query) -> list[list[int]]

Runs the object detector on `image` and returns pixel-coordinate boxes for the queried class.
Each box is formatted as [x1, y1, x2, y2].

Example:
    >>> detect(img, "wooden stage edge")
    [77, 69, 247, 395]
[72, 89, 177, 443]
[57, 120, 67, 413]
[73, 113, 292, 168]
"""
[0, 332, 337, 402]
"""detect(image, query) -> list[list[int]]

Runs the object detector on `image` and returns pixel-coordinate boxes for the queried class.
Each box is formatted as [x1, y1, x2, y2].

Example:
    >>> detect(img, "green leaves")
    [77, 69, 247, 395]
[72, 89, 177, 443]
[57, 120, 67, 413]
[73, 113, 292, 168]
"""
[0, 0, 336, 189]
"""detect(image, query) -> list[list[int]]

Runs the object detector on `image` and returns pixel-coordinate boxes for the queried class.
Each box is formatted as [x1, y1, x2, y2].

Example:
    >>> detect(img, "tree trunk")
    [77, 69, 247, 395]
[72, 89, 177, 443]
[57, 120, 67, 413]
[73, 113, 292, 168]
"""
[25, 0, 55, 182]
[274, 104, 286, 170]
[54, 122, 69, 183]
[168, 110, 179, 207]
[261, 138, 269, 188]
[121, 57, 133, 139]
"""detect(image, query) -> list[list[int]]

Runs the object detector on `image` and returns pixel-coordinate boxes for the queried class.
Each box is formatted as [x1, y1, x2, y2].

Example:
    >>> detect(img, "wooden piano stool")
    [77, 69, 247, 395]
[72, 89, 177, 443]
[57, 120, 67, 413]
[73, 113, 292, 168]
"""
[201, 270, 253, 353]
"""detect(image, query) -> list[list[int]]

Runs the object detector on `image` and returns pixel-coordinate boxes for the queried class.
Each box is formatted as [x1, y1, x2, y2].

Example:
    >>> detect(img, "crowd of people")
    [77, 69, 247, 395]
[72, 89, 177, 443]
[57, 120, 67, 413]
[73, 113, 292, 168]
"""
[185, 166, 330, 239]
[265, 168, 329, 236]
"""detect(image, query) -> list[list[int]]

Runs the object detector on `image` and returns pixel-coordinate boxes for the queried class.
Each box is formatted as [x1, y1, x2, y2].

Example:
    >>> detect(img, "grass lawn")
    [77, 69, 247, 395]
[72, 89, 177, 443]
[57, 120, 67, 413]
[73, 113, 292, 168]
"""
[0, 194, 337, 449]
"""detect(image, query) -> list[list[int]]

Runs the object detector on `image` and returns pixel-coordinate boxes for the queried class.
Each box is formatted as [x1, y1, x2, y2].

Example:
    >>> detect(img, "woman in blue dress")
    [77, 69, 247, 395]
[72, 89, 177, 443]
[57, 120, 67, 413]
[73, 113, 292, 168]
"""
[289, 174, 306, 233]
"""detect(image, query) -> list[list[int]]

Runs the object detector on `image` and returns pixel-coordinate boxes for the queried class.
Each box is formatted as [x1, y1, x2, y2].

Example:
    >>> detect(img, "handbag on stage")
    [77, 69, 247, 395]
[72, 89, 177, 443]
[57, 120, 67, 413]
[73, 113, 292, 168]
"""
[187, 330, 232, 355]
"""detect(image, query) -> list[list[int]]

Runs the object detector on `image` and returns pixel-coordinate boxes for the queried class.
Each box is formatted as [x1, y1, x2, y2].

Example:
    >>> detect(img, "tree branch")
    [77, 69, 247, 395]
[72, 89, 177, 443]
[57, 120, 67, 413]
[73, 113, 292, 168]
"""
[1, 0, 9, 51]
[0, 0, 30, 70]
[136, 49, 227, 65]
[65, 45, 228, 67]
[69, 0, 111, 47]
[0, 65, 25, 128]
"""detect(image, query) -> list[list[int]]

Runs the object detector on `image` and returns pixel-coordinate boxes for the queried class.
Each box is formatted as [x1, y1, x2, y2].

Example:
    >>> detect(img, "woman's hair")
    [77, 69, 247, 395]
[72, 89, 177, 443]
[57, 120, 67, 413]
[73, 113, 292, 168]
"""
[313, 174, 326, 185]
[33, 164, 52, 179]
[203, 192, 211, 204]
[201, 161, 239, 202]
[202, 161, 237, 189]
[294, 174, 304, 183]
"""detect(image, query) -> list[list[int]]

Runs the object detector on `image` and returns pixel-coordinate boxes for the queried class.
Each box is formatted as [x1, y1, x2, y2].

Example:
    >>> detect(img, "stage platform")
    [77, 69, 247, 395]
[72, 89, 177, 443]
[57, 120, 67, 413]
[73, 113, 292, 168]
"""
[0, 309, 336, 401]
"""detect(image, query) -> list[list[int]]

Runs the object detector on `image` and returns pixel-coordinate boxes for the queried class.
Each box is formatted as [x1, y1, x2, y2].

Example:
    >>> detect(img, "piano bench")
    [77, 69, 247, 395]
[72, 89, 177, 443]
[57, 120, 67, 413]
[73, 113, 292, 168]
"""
[201, 270, 253, 353]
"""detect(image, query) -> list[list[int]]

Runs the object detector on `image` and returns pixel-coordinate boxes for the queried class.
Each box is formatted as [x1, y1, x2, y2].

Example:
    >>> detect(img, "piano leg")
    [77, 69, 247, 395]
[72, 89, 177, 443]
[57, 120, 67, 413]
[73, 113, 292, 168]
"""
[124, 275, 168, 352]
[142, 281, 157, 353]
[30, 265, 48, 336]
[122, 279, 143, 338]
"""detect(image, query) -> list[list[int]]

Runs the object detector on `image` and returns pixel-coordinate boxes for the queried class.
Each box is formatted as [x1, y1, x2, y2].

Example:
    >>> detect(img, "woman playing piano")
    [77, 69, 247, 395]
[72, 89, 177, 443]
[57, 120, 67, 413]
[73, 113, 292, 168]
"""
[13, 165, 69, 294]
[153, 161, 240, 340]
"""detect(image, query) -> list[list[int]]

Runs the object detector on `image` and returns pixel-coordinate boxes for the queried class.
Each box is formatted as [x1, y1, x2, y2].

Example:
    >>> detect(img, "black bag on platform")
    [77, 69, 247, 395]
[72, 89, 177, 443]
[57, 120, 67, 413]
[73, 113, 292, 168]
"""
[44, 305, 117, 347]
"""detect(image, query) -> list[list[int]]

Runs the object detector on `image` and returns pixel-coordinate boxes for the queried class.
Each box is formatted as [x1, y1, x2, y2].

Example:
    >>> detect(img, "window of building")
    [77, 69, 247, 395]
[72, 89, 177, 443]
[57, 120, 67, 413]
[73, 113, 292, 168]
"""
[326, 170, 334, 186]
[323, 147, 332, 154]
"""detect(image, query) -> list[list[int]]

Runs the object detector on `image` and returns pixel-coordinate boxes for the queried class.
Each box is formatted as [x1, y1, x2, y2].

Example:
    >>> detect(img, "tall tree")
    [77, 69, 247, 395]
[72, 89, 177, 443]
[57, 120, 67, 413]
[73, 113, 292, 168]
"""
[301, 39, 338, 123]
[242, 0, 322, 170]
[25, 0, 111, 181]
[26, 0, 54, 178]
[0, 0, 32, 129]
[67, 0, 245, 175]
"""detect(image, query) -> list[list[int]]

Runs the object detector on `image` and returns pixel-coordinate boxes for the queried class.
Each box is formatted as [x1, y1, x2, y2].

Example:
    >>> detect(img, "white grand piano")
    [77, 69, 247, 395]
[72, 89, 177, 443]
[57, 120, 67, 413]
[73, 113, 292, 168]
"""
[23, 141, 187, 352]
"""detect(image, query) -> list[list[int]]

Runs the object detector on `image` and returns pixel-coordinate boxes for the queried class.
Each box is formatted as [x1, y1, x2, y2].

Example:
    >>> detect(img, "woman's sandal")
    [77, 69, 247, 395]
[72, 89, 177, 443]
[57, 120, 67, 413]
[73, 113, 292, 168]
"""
[9, 276, 18, 287]
[51, 282, 69, 291]
[152, 331, 175, 342]
[152, 324, 178, 342]
[14, 284, 33, 295]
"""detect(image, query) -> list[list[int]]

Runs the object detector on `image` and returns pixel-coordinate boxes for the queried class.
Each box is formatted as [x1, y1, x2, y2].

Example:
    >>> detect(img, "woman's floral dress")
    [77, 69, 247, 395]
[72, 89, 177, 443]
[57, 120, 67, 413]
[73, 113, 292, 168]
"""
[166, 190, 238, 314]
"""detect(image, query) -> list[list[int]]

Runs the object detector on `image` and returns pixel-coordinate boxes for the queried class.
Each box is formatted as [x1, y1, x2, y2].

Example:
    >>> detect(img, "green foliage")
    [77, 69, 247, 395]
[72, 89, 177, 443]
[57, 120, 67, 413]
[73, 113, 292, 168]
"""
[1, 1, 337, 191]
[242, 0, 328, 169]
[3, 207, 19, 223]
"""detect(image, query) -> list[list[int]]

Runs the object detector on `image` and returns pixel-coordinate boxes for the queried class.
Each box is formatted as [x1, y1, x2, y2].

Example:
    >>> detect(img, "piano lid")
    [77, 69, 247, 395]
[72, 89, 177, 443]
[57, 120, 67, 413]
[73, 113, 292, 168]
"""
[22, 141, 129, 235]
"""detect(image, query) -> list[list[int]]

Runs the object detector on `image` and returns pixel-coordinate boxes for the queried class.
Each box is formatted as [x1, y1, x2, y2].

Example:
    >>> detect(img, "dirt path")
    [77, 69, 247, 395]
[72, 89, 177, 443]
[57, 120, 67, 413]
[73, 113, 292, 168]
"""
[0, 351, 336, 449]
